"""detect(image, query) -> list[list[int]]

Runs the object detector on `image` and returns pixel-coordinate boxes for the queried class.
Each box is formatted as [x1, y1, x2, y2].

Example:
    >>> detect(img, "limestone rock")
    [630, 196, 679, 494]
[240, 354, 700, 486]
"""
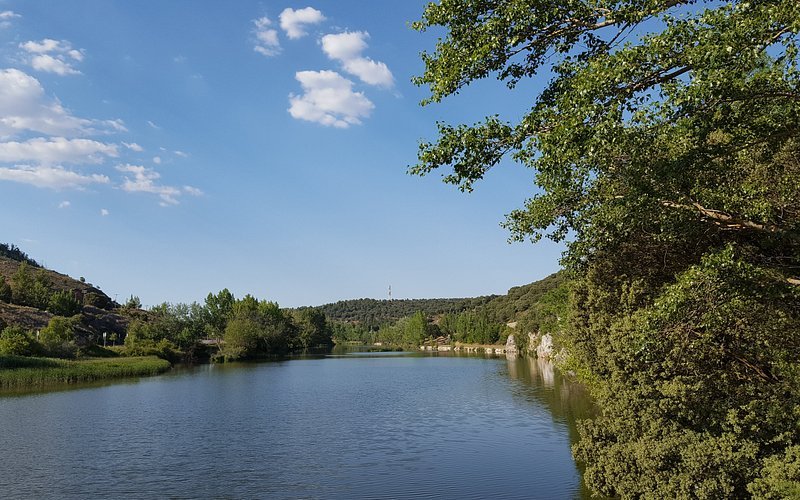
[505, 334, 518, 353]
[536, 333, 554, 360]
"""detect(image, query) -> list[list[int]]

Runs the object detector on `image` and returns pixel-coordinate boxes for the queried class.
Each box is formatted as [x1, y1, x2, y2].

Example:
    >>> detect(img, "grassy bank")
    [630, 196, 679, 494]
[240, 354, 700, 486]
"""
[0, 355, 171, 390]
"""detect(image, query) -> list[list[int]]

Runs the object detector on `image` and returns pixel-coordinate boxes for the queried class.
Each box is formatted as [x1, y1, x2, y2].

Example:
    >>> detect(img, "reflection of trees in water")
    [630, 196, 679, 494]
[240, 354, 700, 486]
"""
[504, 354, 602, 500]
[504, 354, 596, 434]
[505, 353, 553, 387]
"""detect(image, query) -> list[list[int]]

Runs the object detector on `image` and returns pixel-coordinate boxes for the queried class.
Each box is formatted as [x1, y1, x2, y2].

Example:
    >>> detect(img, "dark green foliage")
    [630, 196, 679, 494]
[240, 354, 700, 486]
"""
[11, 262, 52, 309]
[292, 307, 334, 349]
[451, 310, 500, 344]
[572, 248, 800, 497]
[479, 272, 566, 322]
[329, 321, 374, 344]
[123, 320, 180, 360]
[372, 311, 437, 346]
[329, 273, 568, 346]
[317, 296, 495, 327]
[47, 290, 82, 317]
[123, 295, 142, 309]
[413, 0, 800, 496]
[0, 243, 40, 267]
[222, 297, 297, 360]
[122, 301, 209, 358]
[115, 291, 333, 361]
[0, 275, 11, 303]
[204, 288, 234, 339]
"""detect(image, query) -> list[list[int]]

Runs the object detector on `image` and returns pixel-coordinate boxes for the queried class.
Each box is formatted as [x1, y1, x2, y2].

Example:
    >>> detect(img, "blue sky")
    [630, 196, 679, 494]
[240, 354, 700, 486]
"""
[0, 0, 563, 307]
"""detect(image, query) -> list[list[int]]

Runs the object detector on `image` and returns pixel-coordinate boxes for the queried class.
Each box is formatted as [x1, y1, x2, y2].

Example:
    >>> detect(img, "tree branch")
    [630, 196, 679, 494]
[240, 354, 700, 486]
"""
[660, 199, 785, 234]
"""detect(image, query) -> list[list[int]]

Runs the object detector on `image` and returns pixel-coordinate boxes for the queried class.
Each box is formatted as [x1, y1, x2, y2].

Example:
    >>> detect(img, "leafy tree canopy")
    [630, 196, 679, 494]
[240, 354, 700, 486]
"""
[413, 0, 800, 496]
[412, 0, 800, 271]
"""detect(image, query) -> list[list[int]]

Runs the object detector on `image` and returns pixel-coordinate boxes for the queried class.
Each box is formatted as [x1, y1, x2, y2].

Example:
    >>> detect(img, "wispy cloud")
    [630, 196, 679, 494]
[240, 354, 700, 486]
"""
[58, 200, 71, 209]
[0, 164, 110, 189]
[253, 16, 281, 57]
[122, 142, 143, 152]
[174, 150, 189, 158]
[288, 70, 373, 128]
[0, 137, 118, 165]
[279, 7, 325, 40]
[0, 69, 121, 137]
[117, 164, 201, 206]
[321, 31, 393, 88]
[0, 10, 20, 29]
[20, 39, 84, 76]
[146, 120, 160, 130]
[100, 208, 109, 216]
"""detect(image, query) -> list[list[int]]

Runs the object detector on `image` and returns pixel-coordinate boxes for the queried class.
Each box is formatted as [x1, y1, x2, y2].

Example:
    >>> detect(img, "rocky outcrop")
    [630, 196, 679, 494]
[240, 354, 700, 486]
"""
[536, 333, 554, 360]
[505, 334, 518, 354]
[80, 306, 129, 337]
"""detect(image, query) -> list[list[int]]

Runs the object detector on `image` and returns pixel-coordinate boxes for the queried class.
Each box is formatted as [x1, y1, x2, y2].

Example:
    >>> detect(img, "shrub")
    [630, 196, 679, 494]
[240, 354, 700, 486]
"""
[0, 276, 11, 303]
[39, 316, 80, 358]
[48, 290, 82, 316]
[0, 326, 38, 356]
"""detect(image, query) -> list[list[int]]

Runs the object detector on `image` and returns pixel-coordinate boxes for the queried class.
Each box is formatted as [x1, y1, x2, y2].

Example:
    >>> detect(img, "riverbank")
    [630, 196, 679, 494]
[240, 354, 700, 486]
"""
[0, 355, 171, 390]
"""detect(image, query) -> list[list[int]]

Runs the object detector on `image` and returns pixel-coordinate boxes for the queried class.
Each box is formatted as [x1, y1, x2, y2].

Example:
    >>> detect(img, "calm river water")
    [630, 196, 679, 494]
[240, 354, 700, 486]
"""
[0, 351, 595, 499]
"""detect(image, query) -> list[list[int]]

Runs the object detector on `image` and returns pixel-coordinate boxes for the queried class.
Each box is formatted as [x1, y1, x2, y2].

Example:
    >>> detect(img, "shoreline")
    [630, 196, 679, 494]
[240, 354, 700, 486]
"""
[0, 355, 172, 391]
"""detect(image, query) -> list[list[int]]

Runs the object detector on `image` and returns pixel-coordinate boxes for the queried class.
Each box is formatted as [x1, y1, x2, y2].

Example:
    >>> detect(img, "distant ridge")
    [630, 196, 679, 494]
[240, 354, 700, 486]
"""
[316, 296, 497, 327]
[0, 243, 41, 268]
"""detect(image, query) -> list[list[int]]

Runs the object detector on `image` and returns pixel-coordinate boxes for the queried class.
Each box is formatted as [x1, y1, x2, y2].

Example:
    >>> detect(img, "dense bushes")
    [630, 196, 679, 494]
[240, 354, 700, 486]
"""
[570, 248, 800, 497]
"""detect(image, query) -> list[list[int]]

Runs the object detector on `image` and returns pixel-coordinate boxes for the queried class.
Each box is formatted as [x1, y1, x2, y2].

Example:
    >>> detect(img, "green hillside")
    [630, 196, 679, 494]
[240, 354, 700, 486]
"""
[316, 295, 496, 329]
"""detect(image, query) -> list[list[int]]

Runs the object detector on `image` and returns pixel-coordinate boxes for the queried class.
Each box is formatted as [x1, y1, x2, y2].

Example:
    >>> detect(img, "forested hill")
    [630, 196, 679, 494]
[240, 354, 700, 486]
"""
[316, 296, 496, 327]
[478, 271, 568, 324]
[317, 270, 568, 329]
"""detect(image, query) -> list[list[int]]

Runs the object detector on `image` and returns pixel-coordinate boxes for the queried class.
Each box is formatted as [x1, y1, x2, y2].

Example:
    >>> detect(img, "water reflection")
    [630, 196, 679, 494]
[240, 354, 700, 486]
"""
[0, 351, 600, 499]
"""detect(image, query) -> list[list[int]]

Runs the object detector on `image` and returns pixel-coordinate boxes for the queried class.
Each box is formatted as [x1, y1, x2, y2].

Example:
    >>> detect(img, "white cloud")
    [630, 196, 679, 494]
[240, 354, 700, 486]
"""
[147, 120, 160, 130]
[321, 31, 368, 60]
[153, 156, 161, 165]
[288, 70, 373, 128]
[103, 119, 127, 132]
[58, 201, 71, 209]
[0, 137, 118, 165]
[122, 142, 143, 152]
[321, 31, 394, 87]
[183, 185, 203, 196]
[0, 10, 20, 28]
[20, 39, 84, 76]
[0, 69, 121, 138]
[279, 7, 325, 40]
[253, 17, 281, 57]
[0, 164, 110, 189]
[117, 164, 187, 206]
[100, 208, 109, 216]
[174, 150, 189, 158]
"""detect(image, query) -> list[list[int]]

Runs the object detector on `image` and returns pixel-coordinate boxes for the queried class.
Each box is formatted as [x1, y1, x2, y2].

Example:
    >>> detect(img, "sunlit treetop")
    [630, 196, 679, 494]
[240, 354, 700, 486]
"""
[412, 0, 800, 272]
